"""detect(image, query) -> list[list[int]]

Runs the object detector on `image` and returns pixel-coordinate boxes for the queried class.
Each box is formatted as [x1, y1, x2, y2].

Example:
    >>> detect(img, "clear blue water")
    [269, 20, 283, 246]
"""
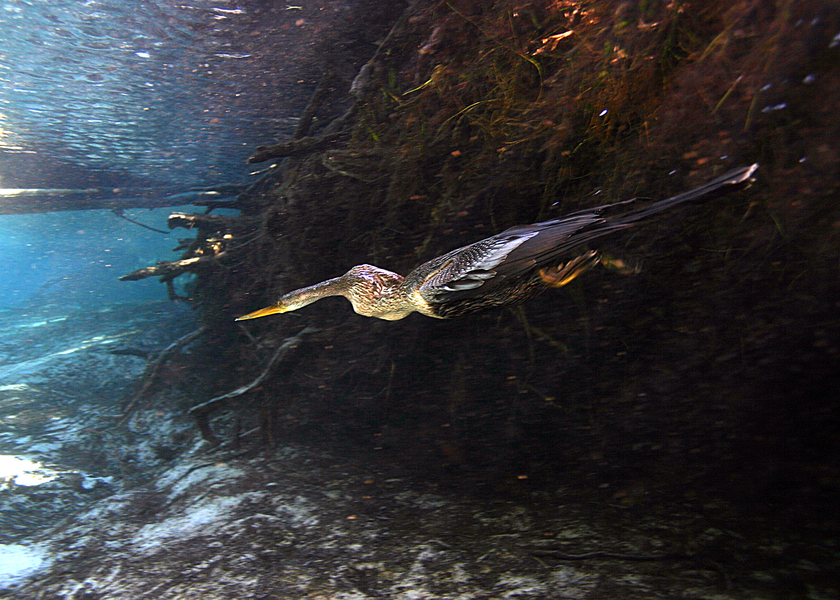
[0, 0, 329, 186]
[0, 206, 194, 308]
[0, 0, 343, 309]
[0, 4, 336, 576]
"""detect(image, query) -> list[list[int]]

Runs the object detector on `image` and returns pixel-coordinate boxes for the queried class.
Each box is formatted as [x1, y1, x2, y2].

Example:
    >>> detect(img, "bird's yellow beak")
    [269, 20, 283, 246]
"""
[235, 304, 286, 321]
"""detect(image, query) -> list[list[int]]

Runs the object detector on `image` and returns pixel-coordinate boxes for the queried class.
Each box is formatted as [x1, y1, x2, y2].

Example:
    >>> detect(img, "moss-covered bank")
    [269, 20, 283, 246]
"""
[127, 0, 839, 583]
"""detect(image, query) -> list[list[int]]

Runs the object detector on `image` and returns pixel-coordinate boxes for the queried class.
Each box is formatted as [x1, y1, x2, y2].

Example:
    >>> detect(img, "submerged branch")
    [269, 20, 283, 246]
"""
[248, 105, 356, 164]
[119, 211, 260, 282]
[248, 132, 345, 164]
[188, 327, 314, 415]
[295, 70, 336, 140]
[0, 187, 233, 215]
[111, 209, 170, 234]
[115, 327, 206, 425]
[167, 212, 240, 230]
[118, 256, 214, 281]
[527, 548, 688, 562]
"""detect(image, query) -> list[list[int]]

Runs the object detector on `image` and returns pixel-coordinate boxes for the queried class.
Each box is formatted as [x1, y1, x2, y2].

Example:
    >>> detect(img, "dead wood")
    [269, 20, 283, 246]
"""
[115, 327, 206, 425]
[189, 327, 314, 416]
[118, 256, 214, 282]
[119, 211, 260, 283]
[295, 70, 336, 140]
[247, 131, 346, 164]
[167, 212, 233, 230]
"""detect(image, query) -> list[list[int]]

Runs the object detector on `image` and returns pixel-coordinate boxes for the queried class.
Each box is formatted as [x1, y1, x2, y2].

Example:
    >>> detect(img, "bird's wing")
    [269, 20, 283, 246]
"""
[490, 213, 627, 276]
[420, 231, 540, 293]
[415, 213, 608, 303]
[413, 164, 758, 306]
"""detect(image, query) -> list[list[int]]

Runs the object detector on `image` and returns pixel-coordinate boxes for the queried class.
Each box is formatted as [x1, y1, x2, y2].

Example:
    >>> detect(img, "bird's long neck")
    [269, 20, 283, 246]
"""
[279, 265, 419, 320]
[236, 264, 424, 322]
[277, 276, 350, 312]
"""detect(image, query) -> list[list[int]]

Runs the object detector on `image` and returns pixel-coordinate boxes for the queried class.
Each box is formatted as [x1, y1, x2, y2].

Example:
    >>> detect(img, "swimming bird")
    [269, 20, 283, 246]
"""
[236, 165, 757, 322]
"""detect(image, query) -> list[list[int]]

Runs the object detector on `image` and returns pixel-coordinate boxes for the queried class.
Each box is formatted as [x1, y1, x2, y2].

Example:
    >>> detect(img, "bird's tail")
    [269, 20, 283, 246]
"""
[613, 163, 758, 226]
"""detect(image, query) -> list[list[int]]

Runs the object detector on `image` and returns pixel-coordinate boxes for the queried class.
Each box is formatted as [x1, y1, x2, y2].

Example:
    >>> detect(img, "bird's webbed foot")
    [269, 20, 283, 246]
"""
[539, 250, 602, 287]
[598, 250, 642, 275]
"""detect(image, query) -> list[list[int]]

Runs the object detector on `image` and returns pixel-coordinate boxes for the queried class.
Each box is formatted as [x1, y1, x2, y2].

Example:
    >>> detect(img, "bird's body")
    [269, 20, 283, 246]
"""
[236, 165, 757, 322]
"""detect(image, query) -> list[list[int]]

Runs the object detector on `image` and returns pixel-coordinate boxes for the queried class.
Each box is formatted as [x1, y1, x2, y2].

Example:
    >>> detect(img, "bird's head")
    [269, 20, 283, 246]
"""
[235, 265, 408, 322]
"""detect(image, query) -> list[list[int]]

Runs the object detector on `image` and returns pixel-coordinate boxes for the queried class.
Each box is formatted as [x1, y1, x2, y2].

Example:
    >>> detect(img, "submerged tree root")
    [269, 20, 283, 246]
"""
[119, 211, 261, 300]
[528, 548, 687, 561]
[188, 327, 314, 444]
[248, 131, 346, 164]
[115, 327, 206, 425]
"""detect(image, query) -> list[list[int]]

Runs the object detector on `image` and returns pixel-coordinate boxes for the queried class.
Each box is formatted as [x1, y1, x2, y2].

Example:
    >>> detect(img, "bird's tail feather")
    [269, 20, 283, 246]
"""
[615, 163, 758, 225]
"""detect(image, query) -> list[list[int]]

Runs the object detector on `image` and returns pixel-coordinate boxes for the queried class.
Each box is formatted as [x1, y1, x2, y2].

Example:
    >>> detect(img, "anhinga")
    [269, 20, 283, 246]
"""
[237, 165, 757, 322]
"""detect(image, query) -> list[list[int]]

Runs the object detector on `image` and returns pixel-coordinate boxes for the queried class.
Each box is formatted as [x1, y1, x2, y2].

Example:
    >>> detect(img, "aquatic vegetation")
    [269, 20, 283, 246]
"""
[120, 1, 839, 546]
[0, 2, 826, 597]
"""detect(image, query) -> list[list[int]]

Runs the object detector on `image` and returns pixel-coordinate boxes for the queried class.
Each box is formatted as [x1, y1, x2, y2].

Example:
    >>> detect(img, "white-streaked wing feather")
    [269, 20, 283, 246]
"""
[419, 231, 539, 296]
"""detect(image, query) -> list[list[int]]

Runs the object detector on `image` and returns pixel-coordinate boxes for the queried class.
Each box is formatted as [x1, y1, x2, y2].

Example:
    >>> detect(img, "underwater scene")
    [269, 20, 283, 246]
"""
[1, 0, 838, 598]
